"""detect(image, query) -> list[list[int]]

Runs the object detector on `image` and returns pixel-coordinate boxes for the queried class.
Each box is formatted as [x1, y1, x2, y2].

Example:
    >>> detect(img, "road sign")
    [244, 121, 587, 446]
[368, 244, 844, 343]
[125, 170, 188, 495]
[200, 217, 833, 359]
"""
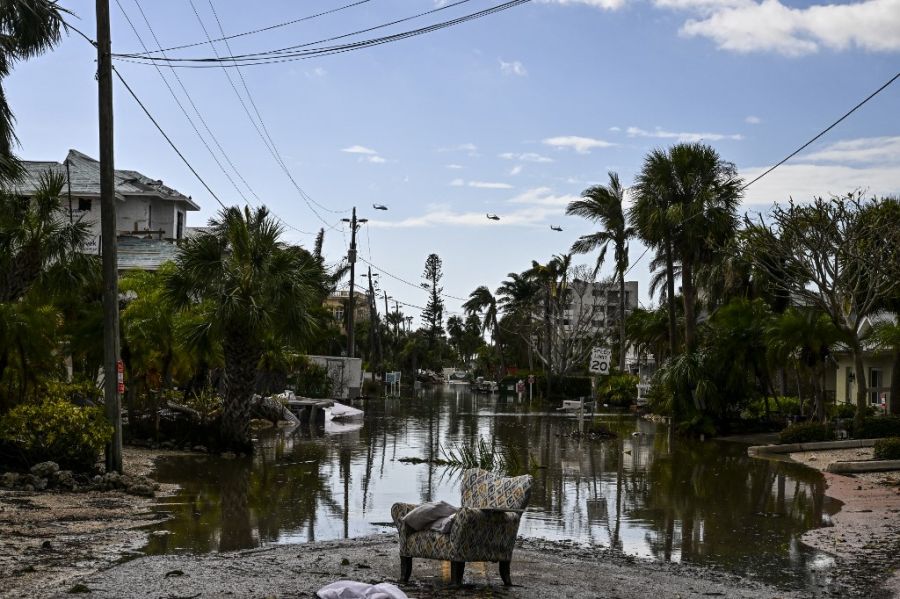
[528, 374, 535, 384]
[589, 347, 612, 375]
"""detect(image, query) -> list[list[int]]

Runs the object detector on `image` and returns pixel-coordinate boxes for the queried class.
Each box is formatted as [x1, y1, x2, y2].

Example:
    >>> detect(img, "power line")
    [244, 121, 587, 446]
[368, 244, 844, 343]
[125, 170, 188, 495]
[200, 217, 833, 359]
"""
[742, 71, 900, 190]
[130, 0, 375, 56]
[113, 69, 225, 210]
[116, 0, 256, 207]
[194, 0, 350, 222]
[112, 0, 531, 68]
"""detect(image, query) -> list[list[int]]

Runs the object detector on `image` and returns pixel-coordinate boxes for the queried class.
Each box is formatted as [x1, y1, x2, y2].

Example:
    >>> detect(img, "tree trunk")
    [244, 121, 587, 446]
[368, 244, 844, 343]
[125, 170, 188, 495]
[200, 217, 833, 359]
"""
[544, 293, 552, 398]
[222, 330, 260, 453]
[493, 315, 506, 379]
[681, 260, 696, 354]
[618, 269, 626, 372]
[852, 344, 868, 431]
[891, 348, 900, 416]
[663, 237, 678, 359]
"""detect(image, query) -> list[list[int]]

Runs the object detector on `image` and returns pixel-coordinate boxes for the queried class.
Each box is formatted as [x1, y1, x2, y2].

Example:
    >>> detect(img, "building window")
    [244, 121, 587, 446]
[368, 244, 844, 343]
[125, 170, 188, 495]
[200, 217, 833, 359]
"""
[333, 308, 344, 322]
[78, 198, 92, 211]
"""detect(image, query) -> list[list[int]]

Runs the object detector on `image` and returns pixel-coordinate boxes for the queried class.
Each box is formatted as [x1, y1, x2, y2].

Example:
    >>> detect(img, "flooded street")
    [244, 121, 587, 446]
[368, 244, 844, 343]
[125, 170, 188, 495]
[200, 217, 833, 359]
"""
[144, 386, 838, 591]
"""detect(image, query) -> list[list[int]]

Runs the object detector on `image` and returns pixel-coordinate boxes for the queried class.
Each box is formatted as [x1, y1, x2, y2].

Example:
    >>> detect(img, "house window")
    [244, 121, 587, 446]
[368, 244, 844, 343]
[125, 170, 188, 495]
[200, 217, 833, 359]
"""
[333, 308, 344, 322]
[78, 198, 92, 211]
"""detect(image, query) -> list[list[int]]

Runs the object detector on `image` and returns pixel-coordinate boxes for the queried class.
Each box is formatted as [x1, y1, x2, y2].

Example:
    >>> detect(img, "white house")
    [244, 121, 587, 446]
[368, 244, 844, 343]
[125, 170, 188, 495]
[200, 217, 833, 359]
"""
[16, 149, 200, 270]
[831, 312, 896, 415]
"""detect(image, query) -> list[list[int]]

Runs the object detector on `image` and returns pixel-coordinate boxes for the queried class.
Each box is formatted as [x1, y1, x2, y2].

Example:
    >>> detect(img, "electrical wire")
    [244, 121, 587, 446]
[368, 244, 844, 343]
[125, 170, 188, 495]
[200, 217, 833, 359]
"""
[116, 0, 256, 208]
[113, 69, 226, 210]
[130, 0, 376, 56]
[195, 0, 350, 221]
[113, 0, 531, 68]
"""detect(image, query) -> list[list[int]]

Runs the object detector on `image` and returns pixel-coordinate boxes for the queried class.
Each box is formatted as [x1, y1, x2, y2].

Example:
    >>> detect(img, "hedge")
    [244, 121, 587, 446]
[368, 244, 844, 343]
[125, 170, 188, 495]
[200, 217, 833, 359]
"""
[851, 416, 900, 439]
[779, 422, 835, 444]
[873, 437, 900, 460]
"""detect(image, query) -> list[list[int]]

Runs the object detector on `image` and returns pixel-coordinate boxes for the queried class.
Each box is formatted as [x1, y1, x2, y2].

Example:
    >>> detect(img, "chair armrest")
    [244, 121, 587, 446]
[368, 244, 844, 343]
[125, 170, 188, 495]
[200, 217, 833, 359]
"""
[391, 502, 418, 532]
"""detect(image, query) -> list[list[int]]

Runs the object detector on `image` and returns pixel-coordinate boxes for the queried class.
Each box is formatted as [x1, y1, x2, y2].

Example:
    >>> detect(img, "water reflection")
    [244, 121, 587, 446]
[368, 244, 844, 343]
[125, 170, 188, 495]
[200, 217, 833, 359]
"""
[144, 387, 837, 588]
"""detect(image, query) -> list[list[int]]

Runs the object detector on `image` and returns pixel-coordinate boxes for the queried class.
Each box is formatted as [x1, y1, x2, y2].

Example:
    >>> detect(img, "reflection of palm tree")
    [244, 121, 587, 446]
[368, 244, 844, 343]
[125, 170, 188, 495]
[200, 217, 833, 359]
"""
[219, 461, 255, 551]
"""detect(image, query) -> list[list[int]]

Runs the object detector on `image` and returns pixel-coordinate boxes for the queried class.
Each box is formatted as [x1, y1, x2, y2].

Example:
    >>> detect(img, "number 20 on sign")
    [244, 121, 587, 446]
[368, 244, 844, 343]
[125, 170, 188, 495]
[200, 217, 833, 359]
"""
[589, 348, 611, 375]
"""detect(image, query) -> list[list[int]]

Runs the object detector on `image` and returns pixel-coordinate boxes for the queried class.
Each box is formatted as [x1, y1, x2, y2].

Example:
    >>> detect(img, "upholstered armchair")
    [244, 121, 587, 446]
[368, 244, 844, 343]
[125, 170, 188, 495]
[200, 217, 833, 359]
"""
[390, 468, 533, 586]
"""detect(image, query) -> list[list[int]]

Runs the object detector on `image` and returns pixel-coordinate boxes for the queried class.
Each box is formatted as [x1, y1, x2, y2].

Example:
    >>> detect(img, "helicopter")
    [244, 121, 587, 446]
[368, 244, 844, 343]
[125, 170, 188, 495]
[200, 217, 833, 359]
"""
[486, 213, 500, 221]
[550, 225, 563, 232]
[372, 204, 388, 210]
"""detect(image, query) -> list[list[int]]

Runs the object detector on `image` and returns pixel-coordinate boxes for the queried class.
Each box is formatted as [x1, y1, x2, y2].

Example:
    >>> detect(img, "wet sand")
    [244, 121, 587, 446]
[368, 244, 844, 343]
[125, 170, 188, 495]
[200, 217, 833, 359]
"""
[67, 535, 809, 599]
[0, 448, 179, 599]
[791, 448, 900, 598]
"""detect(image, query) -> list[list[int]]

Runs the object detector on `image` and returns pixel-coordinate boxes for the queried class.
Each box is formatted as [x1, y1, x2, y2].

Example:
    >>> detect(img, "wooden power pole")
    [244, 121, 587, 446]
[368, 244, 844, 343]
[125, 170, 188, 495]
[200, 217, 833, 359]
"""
[96, 0, 123, 473]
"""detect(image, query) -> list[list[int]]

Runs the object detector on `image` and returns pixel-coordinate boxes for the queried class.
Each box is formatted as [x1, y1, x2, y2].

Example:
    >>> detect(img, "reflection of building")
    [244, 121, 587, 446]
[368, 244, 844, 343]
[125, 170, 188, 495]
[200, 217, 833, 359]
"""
[17, 149, 199, 271]
[324, 288, 371, 334]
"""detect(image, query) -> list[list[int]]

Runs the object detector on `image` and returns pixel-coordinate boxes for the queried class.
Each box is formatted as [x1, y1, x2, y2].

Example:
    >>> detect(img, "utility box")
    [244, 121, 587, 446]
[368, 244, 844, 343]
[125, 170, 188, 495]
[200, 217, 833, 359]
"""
[307, 355, 363, 400]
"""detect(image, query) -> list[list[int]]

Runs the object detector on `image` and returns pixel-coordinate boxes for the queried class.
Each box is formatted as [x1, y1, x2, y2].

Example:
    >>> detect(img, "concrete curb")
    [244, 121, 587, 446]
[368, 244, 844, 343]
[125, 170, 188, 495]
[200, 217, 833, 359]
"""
[747, 438, 877, 456]
[826, 459, 900, 473]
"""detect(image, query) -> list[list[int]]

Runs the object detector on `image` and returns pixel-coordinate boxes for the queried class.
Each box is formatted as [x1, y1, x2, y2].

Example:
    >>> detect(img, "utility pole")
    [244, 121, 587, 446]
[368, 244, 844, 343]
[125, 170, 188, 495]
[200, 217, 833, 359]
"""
[96, 0, 123, 473]
[341, 208, 367, 358]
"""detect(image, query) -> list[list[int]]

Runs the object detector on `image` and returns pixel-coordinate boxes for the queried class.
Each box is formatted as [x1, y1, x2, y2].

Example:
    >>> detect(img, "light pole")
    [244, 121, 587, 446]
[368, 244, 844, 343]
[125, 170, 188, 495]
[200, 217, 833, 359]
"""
[341, 208, 368, 358]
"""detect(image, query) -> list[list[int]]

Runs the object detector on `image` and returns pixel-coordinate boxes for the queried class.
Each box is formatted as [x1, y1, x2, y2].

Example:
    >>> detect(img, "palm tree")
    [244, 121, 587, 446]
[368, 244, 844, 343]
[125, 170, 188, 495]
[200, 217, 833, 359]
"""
[567, 172, 635, 371]
[527, 254, 572, 397]
[463, 286, 505, 377]
[0, 0, 66, 181]
[631, 143, 742, 355]
[165, 206, 325, 452]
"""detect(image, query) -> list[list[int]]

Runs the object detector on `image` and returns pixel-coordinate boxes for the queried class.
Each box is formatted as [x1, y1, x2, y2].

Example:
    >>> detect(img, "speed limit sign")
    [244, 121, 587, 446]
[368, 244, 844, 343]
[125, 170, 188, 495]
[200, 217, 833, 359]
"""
[589, 347, 611, 375]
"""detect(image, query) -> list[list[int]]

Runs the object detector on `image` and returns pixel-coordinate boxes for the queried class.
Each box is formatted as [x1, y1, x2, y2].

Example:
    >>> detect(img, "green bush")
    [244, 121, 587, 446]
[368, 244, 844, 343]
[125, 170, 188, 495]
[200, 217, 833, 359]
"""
[597, 373, 638, 408]
[852, 416, 900, 439]
[779, 422, 835, 444]
[289, 357, 332, 399]
[0, 398, 113, 471]
[873, 437, 900, 460]
[742, 396, 807, 419]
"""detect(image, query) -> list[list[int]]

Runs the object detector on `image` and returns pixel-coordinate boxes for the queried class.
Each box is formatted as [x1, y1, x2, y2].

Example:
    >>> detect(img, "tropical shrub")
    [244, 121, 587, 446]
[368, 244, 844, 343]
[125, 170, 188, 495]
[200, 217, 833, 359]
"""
[597, 372, 638, 407]
[741, 396, 806, 420]
[873, 437, 900, 460]
[181, 388, 222, 423]
[779, 422, 834, 444]
[289, 358, 332, 399]
[852, 417, 900, 440]
[0, 398, 112, 471]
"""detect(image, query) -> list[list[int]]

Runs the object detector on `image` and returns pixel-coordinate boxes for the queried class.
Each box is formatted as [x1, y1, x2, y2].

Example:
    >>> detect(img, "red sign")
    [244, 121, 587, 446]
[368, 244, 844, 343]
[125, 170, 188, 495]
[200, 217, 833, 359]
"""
[117, 382, 125, 394]
[116, 360, 124, 374]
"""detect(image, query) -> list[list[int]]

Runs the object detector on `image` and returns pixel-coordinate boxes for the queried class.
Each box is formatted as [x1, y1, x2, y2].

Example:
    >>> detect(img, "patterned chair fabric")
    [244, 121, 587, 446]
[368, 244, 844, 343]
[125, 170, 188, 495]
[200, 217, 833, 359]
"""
[391, 469, 533, 564]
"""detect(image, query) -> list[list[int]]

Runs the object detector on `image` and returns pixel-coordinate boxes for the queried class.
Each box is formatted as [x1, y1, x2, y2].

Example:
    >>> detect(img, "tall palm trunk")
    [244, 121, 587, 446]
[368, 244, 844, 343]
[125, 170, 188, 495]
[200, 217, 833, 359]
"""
[681, 260, 696, 353]
[544, 291, 552, 398]
[222, 329, 260, 453]
[618, 268, 626, 372]
[492, 313, 506, 378]
[663, 237, 678, 358]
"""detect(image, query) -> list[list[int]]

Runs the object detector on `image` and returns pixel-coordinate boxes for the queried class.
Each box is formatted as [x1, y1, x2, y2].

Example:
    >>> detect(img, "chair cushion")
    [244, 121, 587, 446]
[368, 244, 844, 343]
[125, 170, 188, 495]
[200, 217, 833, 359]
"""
[402, 529, 456, 561]
[460, 468, 532, 510]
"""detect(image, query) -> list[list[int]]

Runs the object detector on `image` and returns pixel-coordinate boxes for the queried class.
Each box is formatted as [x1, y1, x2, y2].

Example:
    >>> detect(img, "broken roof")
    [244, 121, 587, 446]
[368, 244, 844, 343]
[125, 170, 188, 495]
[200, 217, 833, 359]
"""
[13, 149, 199, 210]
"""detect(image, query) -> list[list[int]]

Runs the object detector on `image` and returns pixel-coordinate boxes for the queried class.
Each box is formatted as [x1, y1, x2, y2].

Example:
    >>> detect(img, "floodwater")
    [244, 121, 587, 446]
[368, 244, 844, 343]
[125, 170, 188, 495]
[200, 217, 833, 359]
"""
[143, 386, 839, 590]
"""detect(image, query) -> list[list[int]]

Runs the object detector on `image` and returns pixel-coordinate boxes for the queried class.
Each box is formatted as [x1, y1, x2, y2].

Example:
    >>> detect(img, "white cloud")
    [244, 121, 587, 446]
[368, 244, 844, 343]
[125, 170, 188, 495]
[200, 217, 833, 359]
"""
[365, 155, 387, 164]
[341, 145, 377, 155]
[543, 135, 615, 153]
[469, 181, 514, 189]
[626, 126, 743, 142]
[499, 59, 528, 76]
[510, 165, 524, 176]
[745, 115, 762, 125]
[445, 164, 464, 169]
[543, 0, 628, 10]
[368, 187, 578, 229]
[741, 162, 900, 205]
[439, 143, 478, 153]
[802, 136, 900, 164]
[679, 0, 900, 56]
[609, 126, 622, 132]
[450, 178, 465, 187]
[499, 152, 554, 163]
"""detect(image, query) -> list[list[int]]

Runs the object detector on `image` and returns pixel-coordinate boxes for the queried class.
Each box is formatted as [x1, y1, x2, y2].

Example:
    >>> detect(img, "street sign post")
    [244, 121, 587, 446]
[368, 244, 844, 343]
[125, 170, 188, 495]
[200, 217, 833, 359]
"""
[589, 347, 611, 375]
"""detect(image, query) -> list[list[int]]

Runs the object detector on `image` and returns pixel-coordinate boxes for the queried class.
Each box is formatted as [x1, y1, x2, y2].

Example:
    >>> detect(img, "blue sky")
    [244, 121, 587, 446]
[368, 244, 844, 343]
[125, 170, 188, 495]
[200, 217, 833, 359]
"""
[8, 0, 900, 322]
